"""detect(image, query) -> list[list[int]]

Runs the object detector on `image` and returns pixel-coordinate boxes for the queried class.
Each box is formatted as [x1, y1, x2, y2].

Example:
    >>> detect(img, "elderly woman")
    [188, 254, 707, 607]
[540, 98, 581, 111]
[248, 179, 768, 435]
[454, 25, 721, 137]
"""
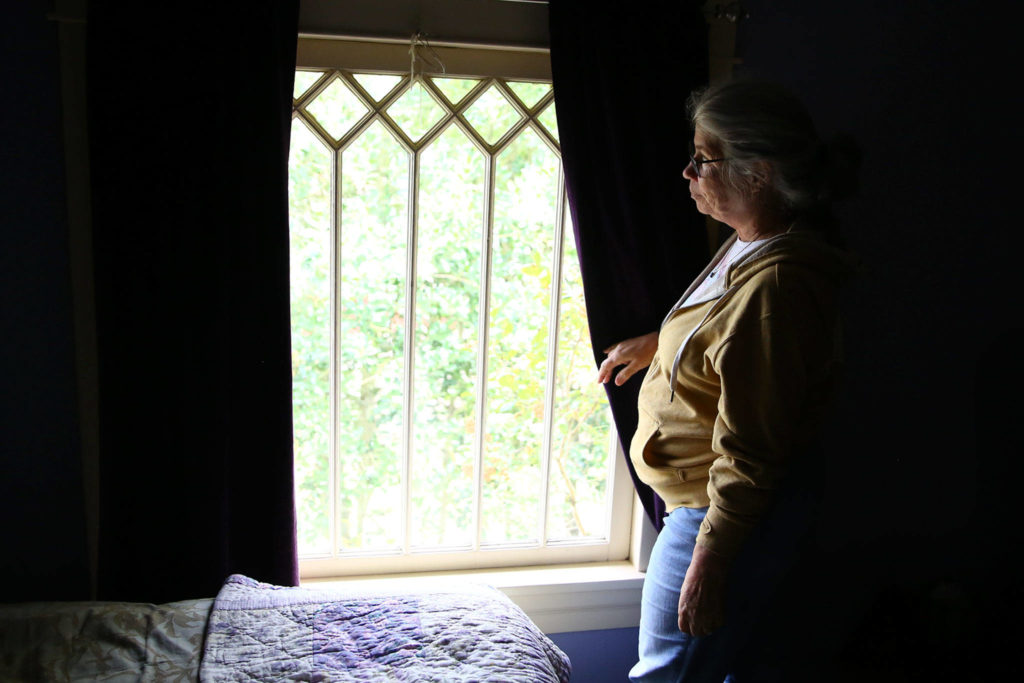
[597, 80, 860, 682]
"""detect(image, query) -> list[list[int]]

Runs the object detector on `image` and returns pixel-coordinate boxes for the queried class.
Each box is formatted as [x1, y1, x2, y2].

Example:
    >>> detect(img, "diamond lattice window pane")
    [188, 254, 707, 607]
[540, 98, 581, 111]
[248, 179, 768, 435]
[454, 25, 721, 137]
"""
[547, 206, 612, 542]
[462, 86, 523, 145]
[386, 82, 447, 142]
[538, 102, 559, 142]
[288, 118, 333, 557]
[353, 73, 403, 103]
[410, 124, 486, 550]
[304, 78, 370, 141]
[337, 119, 409, 553]
[507, 81, 551, 109]
[294, 71, 324, 101]
[431, 77, 480, 106]
[480, 127, 560, 546]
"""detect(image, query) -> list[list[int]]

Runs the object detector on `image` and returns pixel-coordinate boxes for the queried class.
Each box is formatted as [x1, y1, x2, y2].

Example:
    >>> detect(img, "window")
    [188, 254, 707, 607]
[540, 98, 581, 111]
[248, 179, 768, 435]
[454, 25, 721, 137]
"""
[290, 38, 633, 578]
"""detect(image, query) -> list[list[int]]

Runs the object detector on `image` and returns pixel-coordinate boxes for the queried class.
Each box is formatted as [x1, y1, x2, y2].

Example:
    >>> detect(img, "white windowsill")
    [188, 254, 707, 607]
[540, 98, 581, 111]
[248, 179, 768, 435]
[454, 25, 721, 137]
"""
[302, 560, 645, 634]
[300, 494, 657, 634]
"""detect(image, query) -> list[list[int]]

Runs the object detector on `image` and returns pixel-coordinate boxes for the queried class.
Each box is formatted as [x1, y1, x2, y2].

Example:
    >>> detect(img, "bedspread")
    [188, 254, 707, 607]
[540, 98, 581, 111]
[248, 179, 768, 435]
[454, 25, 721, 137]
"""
[200, 574, 571, 682]
[0, 597, 213, 682]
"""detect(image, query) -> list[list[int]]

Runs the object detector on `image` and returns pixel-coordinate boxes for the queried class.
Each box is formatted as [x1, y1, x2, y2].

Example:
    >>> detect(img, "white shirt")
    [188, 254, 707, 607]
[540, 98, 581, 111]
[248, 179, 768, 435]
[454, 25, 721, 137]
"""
[682, 237, 769, 307]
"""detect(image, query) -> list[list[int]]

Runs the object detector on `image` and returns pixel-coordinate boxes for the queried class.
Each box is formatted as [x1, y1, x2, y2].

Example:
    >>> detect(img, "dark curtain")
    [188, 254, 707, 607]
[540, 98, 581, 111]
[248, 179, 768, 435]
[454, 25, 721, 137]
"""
[0, 1, 90, 602]
[548, 1, 710, 530]
[88, 1, 300, 602]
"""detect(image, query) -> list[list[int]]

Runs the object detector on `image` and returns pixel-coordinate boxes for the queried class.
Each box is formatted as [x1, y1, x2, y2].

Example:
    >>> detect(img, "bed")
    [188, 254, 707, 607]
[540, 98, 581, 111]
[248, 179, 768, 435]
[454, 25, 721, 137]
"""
[0, 574, 571, 682]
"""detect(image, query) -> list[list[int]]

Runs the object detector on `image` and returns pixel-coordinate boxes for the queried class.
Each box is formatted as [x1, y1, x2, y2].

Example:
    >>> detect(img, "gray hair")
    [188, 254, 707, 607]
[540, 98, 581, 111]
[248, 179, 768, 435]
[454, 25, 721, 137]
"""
[687, 80, 860, 217]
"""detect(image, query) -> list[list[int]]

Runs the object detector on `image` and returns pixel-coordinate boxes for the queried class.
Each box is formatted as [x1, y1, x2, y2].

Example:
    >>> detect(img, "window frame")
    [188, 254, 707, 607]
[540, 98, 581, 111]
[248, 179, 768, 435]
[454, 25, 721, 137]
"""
[293, 35, 635, 580]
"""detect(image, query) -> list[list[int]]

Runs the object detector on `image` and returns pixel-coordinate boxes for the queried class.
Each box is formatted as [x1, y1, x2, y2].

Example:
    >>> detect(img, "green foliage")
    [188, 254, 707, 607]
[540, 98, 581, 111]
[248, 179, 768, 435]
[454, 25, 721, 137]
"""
[306, 77, 370, 141]
[289, 120, 332, 555]
[289, 74, 614, 558]
[387, 82, 446, 143]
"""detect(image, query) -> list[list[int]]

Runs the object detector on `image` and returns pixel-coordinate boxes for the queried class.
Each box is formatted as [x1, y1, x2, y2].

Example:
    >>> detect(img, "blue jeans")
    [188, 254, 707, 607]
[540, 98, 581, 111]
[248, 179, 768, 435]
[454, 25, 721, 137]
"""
[630, 466, 822, 683]
[629, 506, 733, 683]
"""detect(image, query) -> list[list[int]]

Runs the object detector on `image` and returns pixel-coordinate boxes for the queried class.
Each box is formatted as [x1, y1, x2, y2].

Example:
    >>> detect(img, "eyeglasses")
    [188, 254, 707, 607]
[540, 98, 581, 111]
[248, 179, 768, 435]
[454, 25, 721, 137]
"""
[687, 141, 728, 178]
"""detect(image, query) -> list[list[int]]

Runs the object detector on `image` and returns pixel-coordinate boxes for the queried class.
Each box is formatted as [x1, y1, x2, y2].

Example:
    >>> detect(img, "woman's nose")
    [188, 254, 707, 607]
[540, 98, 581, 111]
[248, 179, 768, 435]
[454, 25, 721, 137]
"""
[682, 161, 698, 181]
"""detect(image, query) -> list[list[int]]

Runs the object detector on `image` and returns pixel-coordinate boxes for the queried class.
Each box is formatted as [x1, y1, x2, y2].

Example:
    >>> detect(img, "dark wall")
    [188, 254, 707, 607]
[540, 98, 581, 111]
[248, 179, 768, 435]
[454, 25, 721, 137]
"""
[736, 0, 1020, 677]
[1, 1, 90, 601]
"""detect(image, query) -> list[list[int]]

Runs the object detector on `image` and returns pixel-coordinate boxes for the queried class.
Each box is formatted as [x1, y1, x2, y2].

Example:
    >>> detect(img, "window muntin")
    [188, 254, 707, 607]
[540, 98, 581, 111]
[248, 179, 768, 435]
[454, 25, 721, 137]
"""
[290, 57, 630, 577]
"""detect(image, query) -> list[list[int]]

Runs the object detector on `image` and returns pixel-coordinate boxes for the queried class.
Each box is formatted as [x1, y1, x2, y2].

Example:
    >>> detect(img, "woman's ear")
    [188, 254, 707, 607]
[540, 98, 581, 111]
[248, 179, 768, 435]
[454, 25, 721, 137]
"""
[750, 160, 772, 193]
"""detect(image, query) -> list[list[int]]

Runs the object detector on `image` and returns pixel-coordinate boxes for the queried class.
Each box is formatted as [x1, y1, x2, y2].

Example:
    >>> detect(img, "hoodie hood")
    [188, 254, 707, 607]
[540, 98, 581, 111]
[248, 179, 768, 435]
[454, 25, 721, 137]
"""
[725, 224, 860, 291]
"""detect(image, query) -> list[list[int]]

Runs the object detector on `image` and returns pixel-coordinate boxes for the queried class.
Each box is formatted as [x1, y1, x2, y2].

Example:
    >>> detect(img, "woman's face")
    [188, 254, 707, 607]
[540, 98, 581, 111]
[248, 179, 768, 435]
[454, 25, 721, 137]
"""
[683, 129, 752, 228]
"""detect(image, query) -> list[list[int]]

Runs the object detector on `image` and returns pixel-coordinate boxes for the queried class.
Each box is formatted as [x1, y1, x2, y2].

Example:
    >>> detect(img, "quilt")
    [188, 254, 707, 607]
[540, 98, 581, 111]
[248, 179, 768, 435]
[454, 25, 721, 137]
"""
[200, 574, 571, 682]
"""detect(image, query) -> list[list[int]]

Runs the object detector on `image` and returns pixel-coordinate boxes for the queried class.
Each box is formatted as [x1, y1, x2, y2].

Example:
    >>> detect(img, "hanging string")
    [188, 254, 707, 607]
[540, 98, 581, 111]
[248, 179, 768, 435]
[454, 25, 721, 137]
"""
[409, 33, 417, 84]
[407, 33, 447, 129]
[408, 32, 446, 85]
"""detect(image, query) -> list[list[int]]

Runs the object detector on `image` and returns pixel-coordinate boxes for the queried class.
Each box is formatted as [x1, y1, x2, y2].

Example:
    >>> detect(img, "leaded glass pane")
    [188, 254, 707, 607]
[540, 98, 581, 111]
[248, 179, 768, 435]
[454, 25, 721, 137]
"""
[547, 207, 613, 541]
[305, 77, 369, 141]
[431, 77, 480, 106]
[353, 73, 403, 103]
[294, 70, 324, 101]
[538, 102, 559, 143]
[410, 124, 486, 549]
[387, 82, 447, 142]
[507, 81, 551, 108]
[289, 120, 333, 556]
[462, 85, 523, 145]
[481, 127, 561, 545]
[337, 120, 408, 552]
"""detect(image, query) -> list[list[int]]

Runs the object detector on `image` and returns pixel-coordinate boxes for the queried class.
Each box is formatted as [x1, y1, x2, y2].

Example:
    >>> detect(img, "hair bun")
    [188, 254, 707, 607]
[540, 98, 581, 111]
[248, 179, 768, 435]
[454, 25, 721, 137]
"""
[818, 133, 862, 203]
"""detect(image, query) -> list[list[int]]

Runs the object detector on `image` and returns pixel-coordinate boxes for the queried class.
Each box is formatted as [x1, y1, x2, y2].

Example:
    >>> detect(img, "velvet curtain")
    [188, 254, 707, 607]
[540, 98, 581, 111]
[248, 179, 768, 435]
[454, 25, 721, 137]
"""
[548, 1, 710, 530]
[88, 1, 299, 602]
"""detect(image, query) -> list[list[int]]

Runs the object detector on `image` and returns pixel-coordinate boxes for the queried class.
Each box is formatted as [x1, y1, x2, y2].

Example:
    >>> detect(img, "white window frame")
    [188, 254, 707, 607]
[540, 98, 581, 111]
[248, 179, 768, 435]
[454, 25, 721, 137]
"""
[293, 35, 637, 581]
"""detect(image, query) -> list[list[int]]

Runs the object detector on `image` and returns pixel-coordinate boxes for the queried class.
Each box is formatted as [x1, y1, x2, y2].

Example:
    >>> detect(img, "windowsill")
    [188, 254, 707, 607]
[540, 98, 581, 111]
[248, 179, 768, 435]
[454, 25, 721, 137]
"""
[301, 560, 644, 634]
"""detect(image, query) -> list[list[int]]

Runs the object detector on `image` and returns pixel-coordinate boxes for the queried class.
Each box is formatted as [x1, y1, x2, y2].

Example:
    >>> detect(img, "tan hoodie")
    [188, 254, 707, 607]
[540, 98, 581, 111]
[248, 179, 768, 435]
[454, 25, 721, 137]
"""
[631, 225, 856, 558]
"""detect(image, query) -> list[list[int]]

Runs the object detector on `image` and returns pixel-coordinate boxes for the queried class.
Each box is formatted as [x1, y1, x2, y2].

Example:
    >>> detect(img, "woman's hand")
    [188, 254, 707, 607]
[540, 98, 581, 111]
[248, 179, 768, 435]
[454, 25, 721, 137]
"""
[677, 542, 730, 637]
[597, 332, 659, 386]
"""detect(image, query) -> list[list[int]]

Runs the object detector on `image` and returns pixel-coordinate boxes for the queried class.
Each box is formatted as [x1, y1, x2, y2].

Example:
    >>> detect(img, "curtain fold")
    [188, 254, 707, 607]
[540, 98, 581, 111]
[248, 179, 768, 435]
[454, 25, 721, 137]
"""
[548, 1, 710, 530]
[88, 1, 300, 602]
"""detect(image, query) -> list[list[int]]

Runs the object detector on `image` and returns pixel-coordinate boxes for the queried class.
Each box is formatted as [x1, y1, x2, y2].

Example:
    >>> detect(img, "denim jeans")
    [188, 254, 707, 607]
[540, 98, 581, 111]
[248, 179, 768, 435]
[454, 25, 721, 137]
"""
[629, 463, 822, 683]
[629, 506, 733, 683]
